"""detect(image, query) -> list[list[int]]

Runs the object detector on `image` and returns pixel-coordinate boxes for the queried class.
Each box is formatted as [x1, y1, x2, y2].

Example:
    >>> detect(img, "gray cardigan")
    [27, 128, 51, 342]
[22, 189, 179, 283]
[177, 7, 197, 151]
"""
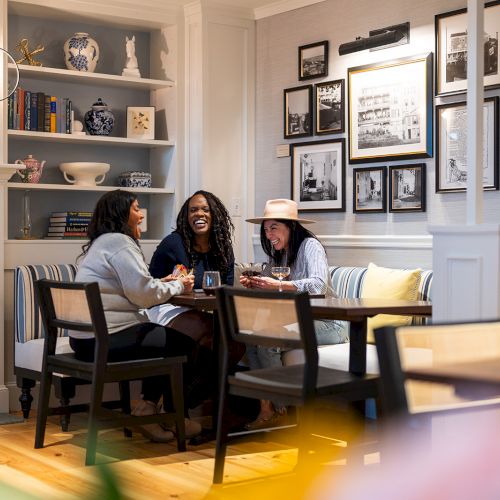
[75, 233, 184, 335]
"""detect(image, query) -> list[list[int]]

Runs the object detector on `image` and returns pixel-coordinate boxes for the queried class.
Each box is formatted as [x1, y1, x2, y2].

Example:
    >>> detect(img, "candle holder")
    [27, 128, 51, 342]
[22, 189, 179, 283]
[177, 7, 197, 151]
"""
[16, 190, 37, 239]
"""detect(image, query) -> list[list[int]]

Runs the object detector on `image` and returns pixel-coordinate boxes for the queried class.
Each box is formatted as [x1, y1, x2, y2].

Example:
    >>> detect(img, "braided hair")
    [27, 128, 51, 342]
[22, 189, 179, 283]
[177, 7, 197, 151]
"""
[176, 190, 235, 276]
[80, 189, 139, 257]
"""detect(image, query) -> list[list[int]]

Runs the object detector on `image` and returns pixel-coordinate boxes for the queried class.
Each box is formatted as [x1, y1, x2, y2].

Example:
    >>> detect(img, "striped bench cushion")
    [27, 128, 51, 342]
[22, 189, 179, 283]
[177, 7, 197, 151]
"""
[15, 264, 78, 343]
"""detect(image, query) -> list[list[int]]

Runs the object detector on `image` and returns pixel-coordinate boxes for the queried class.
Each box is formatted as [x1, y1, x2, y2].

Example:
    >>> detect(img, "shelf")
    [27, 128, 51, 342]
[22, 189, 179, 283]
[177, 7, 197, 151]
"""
[9, 63, 175, 90]
[8, 130, 174, 148]
[7, 182, 174, 195]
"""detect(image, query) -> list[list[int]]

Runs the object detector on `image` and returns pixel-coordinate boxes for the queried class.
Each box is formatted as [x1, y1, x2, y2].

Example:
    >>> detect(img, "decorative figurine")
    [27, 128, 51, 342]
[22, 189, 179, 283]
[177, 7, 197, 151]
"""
[16, 38, 44, 66]
[122, 36, 141, 78]
[64, 32, 99, 72]
[84, 98, 115, 135]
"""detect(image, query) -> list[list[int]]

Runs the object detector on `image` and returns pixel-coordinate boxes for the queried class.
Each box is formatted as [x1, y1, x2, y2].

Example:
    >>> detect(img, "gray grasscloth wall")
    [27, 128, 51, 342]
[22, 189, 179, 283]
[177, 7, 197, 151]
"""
[254, 0, 499, 269]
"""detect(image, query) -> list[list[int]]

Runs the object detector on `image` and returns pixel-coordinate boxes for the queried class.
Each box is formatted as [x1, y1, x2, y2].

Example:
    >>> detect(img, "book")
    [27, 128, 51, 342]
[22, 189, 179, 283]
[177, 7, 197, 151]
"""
[50, 96, 57, 133]
[37, 92, 45, 131]
[49, 217, 92, 224]
[24, 91, 31, 131]
[48, 225, 89, 233]
[44, 95, 51, 132]
[65, 99, 72, 134]
[51, 211, 93, 217]
[18, 88, 24, 130]
[30, 92, 38, 131]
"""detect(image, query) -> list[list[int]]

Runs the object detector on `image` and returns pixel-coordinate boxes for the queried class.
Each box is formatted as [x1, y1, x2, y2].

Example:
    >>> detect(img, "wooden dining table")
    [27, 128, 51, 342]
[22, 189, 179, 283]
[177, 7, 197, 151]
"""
[170, 293, 432, 375]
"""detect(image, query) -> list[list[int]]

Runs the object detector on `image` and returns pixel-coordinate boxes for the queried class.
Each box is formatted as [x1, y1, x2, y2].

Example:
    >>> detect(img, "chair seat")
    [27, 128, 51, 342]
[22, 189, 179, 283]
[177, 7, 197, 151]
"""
[233, 364, 378, 399]
[47, 352, 188, 382]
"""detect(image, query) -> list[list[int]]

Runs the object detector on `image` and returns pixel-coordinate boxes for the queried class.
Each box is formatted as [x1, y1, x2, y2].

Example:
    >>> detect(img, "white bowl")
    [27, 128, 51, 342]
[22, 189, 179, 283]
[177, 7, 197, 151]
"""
[59, 162, 110, 186]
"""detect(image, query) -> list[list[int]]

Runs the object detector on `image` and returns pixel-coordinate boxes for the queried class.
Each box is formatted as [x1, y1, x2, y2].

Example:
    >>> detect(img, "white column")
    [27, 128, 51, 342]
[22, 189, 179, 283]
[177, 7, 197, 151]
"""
[0, 166, 17, 413]
[183, 1, 255, 262]
[430, 0, 500, 322]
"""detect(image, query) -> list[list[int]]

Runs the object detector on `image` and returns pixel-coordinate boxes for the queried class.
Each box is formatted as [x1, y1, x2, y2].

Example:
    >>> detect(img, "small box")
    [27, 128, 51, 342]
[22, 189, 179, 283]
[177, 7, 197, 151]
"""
[117, 171, 152, 188]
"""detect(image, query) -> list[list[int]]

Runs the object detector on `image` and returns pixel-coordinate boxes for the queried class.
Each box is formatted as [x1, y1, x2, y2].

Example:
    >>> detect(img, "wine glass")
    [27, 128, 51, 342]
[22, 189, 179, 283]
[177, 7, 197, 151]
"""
[202, 271, 221, 296]
[271, 266, 290, 292]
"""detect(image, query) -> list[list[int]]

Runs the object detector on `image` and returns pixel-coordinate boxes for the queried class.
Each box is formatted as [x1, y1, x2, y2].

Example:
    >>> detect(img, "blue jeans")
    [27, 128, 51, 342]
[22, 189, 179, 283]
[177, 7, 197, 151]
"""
[245, 320, 349, 412]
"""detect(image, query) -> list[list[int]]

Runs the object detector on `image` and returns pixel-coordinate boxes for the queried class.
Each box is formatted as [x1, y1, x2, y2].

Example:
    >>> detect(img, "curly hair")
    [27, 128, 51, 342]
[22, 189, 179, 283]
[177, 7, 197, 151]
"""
[176, 190, 235, 276]
[260, 219, 319, 268]
[81, 189, 138, 256]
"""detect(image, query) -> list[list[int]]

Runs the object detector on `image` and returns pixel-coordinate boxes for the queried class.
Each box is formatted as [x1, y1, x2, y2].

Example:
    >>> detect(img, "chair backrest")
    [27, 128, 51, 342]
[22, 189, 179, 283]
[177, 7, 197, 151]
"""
[216, 287, 319, 389]
[35, 279, 110, 362]
[375, 321, 500, 418]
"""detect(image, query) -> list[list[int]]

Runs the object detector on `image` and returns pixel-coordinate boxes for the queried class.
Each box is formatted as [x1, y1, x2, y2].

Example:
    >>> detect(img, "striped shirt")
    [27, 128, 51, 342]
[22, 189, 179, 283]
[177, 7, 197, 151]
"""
[263, 237, 337, 297]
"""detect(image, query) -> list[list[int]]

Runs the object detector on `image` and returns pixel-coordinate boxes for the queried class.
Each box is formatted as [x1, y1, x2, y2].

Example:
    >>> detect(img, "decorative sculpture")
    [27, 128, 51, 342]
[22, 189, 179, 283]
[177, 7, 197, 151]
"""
[122, 36, 141, 78]
[16, 38, 44, 66]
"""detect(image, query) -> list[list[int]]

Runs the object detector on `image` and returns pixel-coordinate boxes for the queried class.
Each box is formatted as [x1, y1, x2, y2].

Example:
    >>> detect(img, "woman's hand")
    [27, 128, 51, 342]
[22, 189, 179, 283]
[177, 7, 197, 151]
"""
[240, 275, 253, 288]
[161, 274, 177, 282]
[180, 275, 194, 293]
[247, 276, 280, 290]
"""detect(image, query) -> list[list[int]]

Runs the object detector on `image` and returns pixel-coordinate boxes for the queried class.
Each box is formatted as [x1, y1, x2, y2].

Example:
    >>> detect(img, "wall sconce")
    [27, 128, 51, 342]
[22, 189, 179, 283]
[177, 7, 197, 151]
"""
[338, 22, 410, 56]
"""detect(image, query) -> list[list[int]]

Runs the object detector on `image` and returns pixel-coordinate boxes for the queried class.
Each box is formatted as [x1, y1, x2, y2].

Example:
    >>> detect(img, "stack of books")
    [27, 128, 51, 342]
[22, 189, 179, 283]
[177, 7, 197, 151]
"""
[8, 88, 72, 134]
[46, 211, 92, 239]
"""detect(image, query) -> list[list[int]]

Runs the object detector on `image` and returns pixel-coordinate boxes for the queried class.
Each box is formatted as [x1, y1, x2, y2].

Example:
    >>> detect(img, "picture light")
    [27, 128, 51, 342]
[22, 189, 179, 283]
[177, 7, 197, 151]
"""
[338, 22, 410, 56]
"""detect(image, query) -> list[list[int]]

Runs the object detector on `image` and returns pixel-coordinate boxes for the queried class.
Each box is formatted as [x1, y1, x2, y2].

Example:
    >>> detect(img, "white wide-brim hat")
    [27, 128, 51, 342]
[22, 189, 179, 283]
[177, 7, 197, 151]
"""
[246, 199, 316, 224]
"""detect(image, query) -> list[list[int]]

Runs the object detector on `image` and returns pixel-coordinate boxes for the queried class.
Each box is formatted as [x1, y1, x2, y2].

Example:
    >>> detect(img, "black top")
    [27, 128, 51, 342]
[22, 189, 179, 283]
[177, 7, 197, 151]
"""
[149, 231, 234, 289]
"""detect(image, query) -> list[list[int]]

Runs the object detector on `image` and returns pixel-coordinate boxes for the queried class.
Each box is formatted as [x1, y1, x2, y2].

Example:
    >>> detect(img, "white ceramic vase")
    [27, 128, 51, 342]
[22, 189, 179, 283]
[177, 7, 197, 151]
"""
[64, 32, 99, 72]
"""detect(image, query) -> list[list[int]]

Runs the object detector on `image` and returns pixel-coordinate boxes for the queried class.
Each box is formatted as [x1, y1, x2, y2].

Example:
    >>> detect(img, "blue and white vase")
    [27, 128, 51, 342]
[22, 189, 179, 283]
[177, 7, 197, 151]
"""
[64, 32, 99, 72]
[84, 98, 115, 135]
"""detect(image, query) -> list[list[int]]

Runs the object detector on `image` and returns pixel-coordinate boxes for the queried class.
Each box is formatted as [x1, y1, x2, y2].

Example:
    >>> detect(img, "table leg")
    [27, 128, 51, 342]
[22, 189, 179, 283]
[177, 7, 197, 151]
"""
[349, 318, 367, 375]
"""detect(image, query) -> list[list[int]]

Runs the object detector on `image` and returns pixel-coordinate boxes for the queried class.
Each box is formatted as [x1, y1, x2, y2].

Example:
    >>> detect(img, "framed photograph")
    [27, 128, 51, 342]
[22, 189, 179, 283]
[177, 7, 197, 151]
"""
[353, 166, 387, 213]
[315, 79, 345, 135]
[435, 1, 500, 96]
[291, 138, 345, 212]
[127, 106, 155, 140]
[348, 53, 433, 164]
[435, 97, 499, 193]
[284, 85, 313, 139]
[389, 164, 426, 212]
[298, 40, 328, 81]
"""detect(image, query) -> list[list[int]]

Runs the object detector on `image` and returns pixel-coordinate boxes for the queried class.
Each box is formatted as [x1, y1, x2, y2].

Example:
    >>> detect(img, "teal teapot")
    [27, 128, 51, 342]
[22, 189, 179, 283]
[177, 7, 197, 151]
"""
[15, 154, 46, 183]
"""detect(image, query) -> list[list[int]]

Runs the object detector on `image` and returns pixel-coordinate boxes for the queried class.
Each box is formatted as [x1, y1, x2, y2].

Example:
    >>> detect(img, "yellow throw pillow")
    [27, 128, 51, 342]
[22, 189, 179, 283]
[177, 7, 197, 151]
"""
[361, 263, 422, 343]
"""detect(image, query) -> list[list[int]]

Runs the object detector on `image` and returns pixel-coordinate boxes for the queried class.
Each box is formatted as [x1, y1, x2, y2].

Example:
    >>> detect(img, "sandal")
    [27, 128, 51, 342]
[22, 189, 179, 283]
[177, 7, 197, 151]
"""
[244, 411, 288, 431]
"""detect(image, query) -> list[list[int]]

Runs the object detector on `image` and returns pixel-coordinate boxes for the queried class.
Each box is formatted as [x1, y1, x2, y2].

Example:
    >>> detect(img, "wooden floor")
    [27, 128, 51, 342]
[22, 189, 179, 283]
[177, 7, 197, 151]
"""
[0, 410, 361, 499]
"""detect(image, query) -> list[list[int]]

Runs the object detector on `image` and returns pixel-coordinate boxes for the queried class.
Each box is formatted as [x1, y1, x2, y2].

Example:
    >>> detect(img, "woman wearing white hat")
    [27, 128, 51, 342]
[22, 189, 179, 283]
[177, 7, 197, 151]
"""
[241, 199, 348, 430]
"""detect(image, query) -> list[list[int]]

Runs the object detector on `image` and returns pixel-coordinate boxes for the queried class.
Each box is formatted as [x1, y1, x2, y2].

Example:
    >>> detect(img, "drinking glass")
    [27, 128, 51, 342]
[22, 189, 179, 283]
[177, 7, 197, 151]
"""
[202, 271, 221, 296]
[271, 266, 290, 292]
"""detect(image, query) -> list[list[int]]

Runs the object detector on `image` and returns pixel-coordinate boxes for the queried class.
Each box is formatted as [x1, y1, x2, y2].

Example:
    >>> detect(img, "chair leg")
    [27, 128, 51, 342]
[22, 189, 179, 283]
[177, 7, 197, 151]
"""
[19, 378, 35, 419]
[85, 380, 105, 466]
[54, 378, 76, 432]
[35, 370, 53, 449]
[295, 405, 315, 469]
[119, 381, 133, 438]
[170, 366, 186, 452]
[212, 388, 231, 484]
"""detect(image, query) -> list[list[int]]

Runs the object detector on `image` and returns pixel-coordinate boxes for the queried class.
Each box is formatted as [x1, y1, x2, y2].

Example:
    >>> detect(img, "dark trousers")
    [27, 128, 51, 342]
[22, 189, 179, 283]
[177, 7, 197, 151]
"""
[69, 322, 212, 407]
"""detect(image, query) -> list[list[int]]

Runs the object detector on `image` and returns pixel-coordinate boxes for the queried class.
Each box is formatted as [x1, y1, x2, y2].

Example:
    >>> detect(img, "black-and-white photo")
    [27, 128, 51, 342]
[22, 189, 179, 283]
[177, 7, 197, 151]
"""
[436, 97, 499, 192]
[348, 53, 433, 163]
[300, 150, 338, 202]
[445, 31, 498, 83]
[315, 79, 344, 135]
[283, 85, 312, 139]
[292, 139, 345, 211]
[353, 167, 386, 213]
[298, 41, 328, 80]
[436, 3, 500, 96]
[389, 164, 426, 212]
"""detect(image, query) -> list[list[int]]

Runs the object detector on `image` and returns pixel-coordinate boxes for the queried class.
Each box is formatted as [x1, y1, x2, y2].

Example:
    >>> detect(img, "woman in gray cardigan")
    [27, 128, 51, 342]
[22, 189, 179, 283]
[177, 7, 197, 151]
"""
[74, 190, 197, 442]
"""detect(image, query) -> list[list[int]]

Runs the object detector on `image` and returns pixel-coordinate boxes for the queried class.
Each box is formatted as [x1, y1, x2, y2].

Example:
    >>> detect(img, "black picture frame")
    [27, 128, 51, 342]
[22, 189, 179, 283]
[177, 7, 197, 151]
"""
[348, 53, 433, 164]
[353, 166, 387, 213]
[291, 138, 346, 212]
[315, 79, 345, 135]
[435, 96, 499, 193]
[283, 85, 313, 139]
[389, 164, 426, 212]
[435, 1, 500, 97]
[298, 40, 329, 81]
